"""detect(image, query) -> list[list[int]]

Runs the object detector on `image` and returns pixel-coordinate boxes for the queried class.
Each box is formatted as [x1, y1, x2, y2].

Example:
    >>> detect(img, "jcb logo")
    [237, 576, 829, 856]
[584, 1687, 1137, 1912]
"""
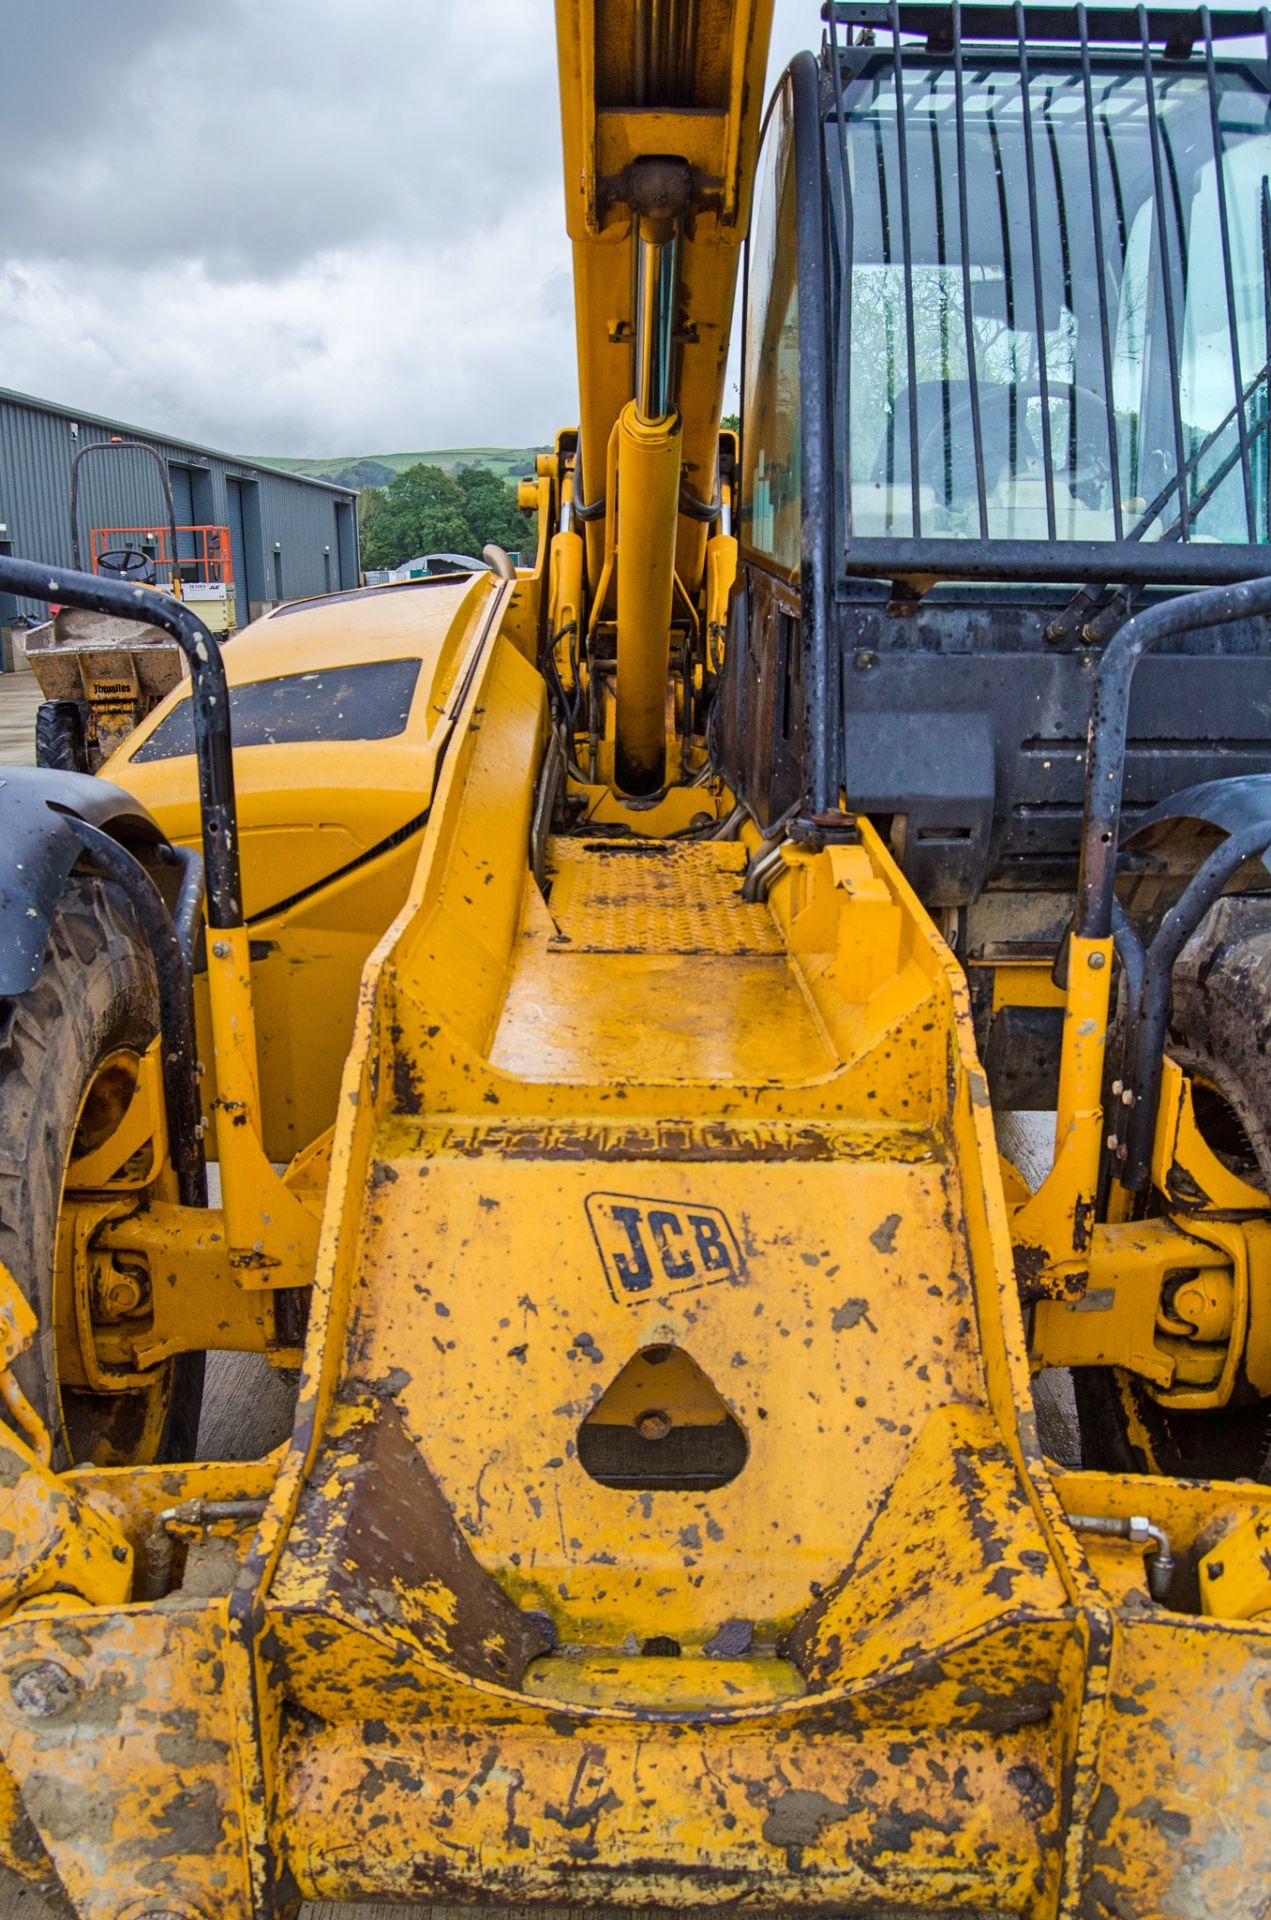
[586, 1192, 742, 1303]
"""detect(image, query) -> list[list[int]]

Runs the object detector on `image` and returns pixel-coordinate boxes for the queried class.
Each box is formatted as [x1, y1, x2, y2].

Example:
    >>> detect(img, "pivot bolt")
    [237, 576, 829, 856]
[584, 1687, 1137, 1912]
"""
[1087, 951, 1107, 969]
[636, 1408, 672, 1442]
[91, 1261, 148, 1322]
[10, 1661, 79, 1719]
[211, 941, 230, 959]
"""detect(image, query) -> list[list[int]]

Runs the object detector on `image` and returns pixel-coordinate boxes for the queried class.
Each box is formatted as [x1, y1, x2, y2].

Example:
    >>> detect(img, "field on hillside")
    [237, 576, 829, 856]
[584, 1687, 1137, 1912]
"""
[262, 446, 548, 490]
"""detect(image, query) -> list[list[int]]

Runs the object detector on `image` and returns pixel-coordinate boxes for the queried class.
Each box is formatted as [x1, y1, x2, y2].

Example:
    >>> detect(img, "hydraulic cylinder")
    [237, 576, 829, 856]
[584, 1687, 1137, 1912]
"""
[614, 399, 682, 794]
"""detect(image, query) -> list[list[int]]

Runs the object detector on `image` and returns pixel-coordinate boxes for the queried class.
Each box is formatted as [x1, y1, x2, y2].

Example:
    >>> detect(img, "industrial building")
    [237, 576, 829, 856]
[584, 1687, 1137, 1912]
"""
[0, 385, 359, 642]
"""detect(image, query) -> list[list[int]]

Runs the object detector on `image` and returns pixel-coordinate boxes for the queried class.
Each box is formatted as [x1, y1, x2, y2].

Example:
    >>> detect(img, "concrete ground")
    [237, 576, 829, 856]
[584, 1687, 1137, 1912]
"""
[0, 673, 43, 767]
[0, 672, 1073, 1917]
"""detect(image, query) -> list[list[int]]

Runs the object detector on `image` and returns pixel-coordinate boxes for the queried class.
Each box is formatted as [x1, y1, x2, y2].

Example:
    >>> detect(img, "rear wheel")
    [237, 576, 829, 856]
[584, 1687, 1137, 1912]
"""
[0, 871, 203, 1467]
[1076, 894, 1271, 1482]
[34, 700, 89, 774]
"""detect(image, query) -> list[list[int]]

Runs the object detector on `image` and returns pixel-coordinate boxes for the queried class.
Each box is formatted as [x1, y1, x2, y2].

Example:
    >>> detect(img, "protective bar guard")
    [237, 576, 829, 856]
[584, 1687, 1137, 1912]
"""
[0, 555, 242, 927]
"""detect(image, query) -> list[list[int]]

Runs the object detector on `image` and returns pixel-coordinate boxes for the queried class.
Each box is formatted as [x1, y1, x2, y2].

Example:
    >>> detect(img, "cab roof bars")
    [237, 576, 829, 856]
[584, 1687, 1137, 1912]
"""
[822, 3, 1267, 56]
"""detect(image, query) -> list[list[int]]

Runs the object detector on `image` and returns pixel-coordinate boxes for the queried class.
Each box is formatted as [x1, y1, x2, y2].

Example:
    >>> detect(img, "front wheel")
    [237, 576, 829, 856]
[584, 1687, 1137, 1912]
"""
[34, 700, 89, 774]
[0, 870, 203, 1467]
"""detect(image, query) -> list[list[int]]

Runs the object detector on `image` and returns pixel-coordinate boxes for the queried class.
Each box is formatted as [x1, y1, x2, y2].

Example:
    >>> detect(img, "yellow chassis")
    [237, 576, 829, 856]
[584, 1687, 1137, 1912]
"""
[1, 2, 1270, 1907]
[0, 563, 1268, 1918]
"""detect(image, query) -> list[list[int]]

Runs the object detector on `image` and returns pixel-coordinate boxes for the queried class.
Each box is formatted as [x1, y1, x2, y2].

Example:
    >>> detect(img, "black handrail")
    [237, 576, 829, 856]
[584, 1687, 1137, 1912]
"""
[0, 555, 242, 928]
[1073, 575, 1271, 943]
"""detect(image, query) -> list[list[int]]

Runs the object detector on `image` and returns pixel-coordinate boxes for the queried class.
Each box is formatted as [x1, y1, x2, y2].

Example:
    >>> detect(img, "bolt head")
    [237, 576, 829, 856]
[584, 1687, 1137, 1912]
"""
[211, 940, 230, 959]
[636, 1408, 672, 1442]
[1087, 951, 1107, 969]
[10, 1661, 79, 1719]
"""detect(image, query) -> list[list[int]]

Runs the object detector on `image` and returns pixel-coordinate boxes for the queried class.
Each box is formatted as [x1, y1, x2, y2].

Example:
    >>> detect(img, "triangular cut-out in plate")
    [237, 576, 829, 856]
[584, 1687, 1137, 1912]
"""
[577, 1344, 748, 1491]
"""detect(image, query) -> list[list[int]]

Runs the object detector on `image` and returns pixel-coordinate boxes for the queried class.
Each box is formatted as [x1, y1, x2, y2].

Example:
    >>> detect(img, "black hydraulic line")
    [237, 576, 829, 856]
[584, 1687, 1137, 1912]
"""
[1111, 896, 1146, 1012]
[571, 437, 606, 523]
[64, 818, 206, 1210]
[678, 486, 721, 523]
[0, 556, 242, 929]
[1122, 816, 1271, 1185]
[1073, 574, 1271, 945]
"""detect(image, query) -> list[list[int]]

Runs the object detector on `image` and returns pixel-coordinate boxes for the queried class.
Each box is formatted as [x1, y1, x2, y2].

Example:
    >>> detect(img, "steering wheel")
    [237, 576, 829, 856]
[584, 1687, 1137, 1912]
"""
[96, 547, 157, 583]
[920, 382, 1112, 504]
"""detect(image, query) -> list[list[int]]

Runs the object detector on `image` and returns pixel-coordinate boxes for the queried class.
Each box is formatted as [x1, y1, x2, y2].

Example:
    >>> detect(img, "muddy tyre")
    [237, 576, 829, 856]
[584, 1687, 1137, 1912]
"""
[1076, 893, 1271, 1482]
[34, 700, 89, 775]
[0, 871, 203, 1467]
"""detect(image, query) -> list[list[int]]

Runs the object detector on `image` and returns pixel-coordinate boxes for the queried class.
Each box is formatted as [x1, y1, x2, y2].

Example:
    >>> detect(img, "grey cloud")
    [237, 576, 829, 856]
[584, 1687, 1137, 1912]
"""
[0, 0, 818, 455]
[3, 1, 562, 276]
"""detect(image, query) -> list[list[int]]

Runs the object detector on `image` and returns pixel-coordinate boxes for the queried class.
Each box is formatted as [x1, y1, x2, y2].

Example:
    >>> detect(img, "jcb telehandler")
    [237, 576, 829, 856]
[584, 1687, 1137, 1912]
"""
[0, 4, 1270, 1915]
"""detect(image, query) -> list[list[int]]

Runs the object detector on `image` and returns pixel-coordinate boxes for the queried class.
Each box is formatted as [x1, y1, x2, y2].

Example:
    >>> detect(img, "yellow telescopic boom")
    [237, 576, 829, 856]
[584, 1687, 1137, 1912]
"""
[555, 0, 773, 791]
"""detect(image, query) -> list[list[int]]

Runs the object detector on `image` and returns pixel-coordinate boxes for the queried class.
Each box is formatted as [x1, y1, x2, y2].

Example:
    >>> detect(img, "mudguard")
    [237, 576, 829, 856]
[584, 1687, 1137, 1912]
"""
[1130, 772, 1271, 845]
[0, 767, 167, 996]
[1123, 772, 1271, 892]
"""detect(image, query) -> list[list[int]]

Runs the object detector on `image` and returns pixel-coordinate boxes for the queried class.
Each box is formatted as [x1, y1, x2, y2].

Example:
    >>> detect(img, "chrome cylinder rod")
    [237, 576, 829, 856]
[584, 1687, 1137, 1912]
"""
[634, 224, 681, 425]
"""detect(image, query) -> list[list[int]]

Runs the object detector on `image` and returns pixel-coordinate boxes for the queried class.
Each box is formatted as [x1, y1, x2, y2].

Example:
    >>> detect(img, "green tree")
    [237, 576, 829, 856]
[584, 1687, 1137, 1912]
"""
[357, 462, 533, 570]
[454, 464, 533, 555]
[357, 485, 389, 562]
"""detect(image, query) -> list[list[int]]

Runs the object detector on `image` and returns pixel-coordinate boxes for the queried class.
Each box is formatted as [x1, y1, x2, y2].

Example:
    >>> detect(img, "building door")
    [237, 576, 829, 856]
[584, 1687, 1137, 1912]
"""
[226, 480, 249, 627]
[334, 499, 358, 588]
[166, 465, 197, 585]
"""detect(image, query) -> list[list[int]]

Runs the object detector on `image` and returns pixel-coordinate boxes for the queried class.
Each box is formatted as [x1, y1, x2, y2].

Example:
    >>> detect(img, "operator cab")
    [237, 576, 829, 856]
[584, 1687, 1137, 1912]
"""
[721, 4, 1271, 903]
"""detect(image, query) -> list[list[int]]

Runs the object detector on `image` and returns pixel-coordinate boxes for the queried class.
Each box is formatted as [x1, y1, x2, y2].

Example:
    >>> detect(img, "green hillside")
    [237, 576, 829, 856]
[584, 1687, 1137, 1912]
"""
[262, 447, 548, 491]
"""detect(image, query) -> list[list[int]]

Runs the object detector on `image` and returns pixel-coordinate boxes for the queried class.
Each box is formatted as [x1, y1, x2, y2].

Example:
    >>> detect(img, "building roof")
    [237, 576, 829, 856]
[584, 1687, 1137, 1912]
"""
[0, 385, 356, 499]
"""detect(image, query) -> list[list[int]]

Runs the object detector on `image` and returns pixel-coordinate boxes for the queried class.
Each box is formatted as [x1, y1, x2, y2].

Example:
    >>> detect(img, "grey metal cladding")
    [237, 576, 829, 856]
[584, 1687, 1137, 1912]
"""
[0, 385, 361, 618]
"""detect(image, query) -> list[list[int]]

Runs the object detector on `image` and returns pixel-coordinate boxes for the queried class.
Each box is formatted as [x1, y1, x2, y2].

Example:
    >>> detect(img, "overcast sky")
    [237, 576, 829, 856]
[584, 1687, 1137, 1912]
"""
[0, 1, 820, 458]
